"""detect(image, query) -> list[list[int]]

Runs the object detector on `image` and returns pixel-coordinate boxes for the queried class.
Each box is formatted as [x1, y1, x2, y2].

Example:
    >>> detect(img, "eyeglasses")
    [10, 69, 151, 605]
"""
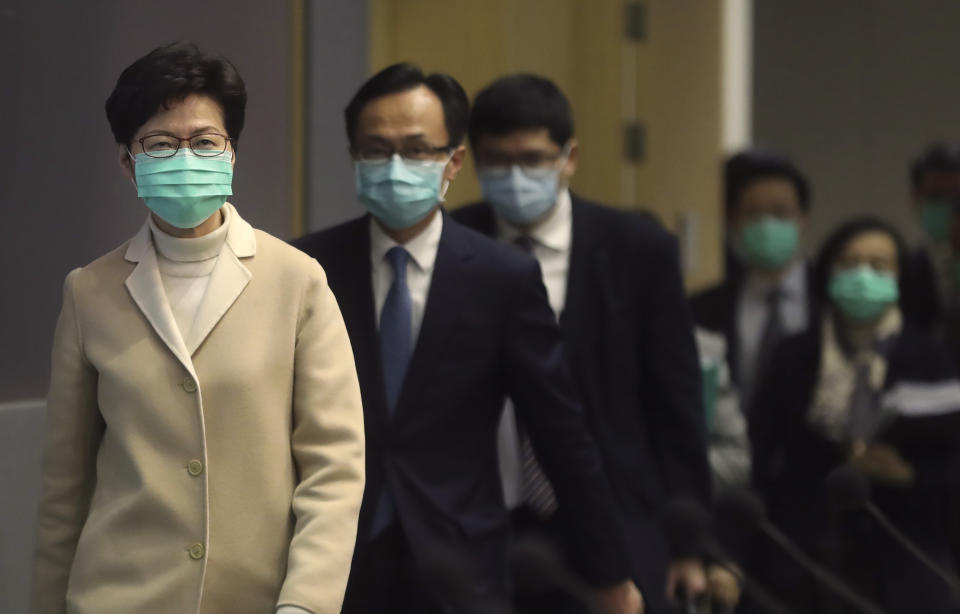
[474, 147, 568, 169]
[137, 133, 233, 158]
[353, 143, 452, 162]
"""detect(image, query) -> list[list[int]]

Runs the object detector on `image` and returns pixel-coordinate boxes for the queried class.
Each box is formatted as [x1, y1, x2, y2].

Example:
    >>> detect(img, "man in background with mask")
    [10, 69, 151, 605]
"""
[903, 143, 960, 331]
[292, 63, 642, 614]
[454, 74, 711, 614]
[906, 145, 960, 570]
[691, 150, 814, 414]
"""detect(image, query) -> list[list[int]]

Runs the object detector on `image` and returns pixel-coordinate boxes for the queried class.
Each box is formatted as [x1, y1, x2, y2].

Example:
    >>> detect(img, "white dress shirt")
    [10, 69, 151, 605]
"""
[369, 210, 443, 342]
[494, 189, 574, 507]
[737, 258, 809, 405]
[149, 204, 230, 353]
[496, 189, 573, 318]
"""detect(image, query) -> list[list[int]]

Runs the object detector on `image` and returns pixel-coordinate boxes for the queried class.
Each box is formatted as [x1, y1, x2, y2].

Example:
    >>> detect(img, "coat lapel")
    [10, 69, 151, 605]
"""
[393, 216, 471, 419]
[187, 210, 255, 354]
[124, 222, 196, 378]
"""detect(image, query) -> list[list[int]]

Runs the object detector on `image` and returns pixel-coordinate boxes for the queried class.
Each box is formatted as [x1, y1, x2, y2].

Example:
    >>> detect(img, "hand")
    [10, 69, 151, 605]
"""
[850, 441, 914, 487]
[593, 579, 644, 614]
[706, 563, 742, 608]
[665, 557, 707, 603]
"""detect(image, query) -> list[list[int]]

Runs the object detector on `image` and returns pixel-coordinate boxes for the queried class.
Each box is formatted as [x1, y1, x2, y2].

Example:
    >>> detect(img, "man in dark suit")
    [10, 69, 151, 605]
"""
[903, 142, 960, 331]
[292, 63, 642, 614]
[690, 150, 815, 412]
[453, 74, 711, 614]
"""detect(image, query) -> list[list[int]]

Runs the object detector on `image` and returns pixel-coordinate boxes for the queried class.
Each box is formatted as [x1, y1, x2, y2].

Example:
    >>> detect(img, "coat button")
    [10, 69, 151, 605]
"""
[187, 460, 203, 476]
[182, 378, 197, 393]
[187, 543, 205, 560]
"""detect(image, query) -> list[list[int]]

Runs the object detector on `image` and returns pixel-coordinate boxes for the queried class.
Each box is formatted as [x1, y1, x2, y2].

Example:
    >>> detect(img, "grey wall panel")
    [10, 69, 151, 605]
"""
[0, 401, 46, 614]
[305, 1, 370, 232]
[753, 0, 960, 252]
[0, 1, 293, 400]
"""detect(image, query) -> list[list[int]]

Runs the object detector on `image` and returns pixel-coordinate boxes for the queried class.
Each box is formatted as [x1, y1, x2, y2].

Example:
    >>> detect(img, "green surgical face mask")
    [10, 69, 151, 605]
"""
[740, 217, 799, 270]
[828, 266, 899, 321]
[920, 200, 952, 243]
[133, 149, 233, 229]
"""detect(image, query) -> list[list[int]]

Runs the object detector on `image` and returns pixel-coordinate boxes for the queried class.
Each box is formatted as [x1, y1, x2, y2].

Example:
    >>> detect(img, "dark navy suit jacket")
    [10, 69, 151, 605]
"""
[454, 196, 711, 611]
[292, 213, 632, 607]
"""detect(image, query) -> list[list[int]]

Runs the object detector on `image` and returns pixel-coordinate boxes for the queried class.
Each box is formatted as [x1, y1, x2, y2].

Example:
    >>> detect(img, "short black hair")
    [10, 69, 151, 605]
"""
[909, 142, 960, 192]
[344, 63, 469, 148]
[468, 74, 574, 147]
[811, 216, 911, 310]
[725, 149, 811, 215]
[105, 41, 247, 148]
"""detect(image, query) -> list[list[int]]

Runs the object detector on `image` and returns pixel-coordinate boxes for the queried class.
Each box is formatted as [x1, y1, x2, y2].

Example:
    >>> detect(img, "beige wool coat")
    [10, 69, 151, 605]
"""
[31, 205, 365, 614]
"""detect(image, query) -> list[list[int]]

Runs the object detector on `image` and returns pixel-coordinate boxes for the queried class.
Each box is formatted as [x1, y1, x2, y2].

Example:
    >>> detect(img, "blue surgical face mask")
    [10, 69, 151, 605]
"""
[355, 154, 450, 229]
[132, 149, 233, 229]
[478, 165, 560, 225]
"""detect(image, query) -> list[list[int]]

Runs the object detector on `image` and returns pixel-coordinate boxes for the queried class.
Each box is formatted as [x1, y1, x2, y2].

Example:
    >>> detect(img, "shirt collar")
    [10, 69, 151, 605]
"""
[744, 258, 807, 299]
[496, 188, 572, 253]
[369, 209, 444, 272]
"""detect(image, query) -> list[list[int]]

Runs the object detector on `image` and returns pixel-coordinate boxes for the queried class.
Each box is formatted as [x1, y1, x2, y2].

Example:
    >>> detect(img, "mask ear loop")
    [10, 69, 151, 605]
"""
[549, 141, 574, 192]
[126, 148, 138, 190]
[438, 149, 457, 202]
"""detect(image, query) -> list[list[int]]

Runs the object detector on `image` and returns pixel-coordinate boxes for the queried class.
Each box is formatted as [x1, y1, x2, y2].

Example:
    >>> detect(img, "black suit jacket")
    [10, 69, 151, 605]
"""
[689, 264, 817, 387]
[906, 246, 945, 331]
[746, 322, 960, 612]
[454, 196, 711, 597]
[292, 214, 632, 605]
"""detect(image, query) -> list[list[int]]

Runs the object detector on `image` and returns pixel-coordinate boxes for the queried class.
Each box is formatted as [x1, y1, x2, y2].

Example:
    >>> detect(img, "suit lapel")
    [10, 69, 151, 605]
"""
[393, 217, 470, 419]
[335, 220, 390, 435]
[559, 199, 595, 350]
[721, 281, 742, 385]
[124, 240, 196, 379]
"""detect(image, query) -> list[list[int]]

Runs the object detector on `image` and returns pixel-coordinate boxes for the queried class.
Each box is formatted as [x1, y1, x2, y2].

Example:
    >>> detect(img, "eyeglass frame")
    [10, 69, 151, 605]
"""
[473, 141, 573, 170]
[134, 133, 234, 158]
[351, 142, 454, 162]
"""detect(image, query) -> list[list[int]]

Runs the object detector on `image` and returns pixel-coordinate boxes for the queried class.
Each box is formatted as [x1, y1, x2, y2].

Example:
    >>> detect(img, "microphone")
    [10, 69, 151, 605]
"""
[509, 534, 603, 614]
[661, 497, 797, 614]
[715, 488, 887, 614]
[826, 464, 960, 596]
[420, 544, 510, 614]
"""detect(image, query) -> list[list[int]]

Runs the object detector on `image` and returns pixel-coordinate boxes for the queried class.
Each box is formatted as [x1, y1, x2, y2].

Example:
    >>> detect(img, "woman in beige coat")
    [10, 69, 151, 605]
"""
[31, 42, 365, 614]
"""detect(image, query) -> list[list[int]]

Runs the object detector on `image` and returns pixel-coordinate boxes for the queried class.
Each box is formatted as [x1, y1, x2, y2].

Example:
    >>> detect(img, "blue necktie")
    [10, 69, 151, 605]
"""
[380, 246, 412, 413]
[370, 246, 412, 538]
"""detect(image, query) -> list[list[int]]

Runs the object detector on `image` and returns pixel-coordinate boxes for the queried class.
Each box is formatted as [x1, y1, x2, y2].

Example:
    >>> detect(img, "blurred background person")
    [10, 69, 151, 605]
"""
[748, 217, 960, 613]
[454, 74, 710, 614]
[696, 328, 750, 494]
[293, 63, 642, 614]
[31, 42, 366, 614]
[691, 150, 815, 413]
[903, 143, 960, 332]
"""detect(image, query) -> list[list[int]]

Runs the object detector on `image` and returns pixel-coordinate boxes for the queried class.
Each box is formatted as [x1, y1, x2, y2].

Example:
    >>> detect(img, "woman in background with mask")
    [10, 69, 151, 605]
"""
[31, 42, 365, 614]
[746, 218, 960, 613]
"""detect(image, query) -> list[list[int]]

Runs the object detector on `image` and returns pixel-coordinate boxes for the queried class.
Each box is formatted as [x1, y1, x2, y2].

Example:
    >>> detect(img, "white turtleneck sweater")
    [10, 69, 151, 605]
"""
[149, 206, 230, 352]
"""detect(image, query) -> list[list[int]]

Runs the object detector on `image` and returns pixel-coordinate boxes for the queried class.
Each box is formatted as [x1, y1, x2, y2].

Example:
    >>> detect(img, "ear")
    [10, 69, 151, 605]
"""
[561, 138, 579, 183]
[796, 210, 810, 232]
[118, 144, 135, 181]
[443, 144, 467, 182]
